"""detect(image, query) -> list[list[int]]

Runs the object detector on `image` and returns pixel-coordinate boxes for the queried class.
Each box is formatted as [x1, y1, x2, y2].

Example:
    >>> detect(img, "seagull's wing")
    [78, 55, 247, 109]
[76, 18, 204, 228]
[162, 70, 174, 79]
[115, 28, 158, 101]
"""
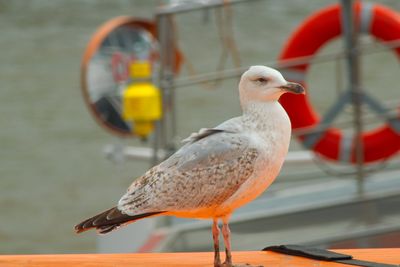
[118, 127, 259, 216]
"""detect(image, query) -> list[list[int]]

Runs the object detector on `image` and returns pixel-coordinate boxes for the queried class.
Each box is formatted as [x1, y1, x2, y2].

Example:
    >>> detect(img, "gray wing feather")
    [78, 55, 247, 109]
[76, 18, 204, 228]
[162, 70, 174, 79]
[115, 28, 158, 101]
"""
[118, 120, 258, 215]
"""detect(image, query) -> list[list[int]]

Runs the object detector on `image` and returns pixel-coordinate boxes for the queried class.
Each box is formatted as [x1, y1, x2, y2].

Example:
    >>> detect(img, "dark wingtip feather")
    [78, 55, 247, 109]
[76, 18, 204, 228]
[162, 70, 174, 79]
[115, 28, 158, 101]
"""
[75, 207, 164, 234]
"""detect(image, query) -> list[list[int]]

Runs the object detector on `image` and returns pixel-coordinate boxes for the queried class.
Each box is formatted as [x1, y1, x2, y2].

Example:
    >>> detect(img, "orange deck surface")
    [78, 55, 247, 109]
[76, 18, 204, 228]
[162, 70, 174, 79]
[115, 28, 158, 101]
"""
[0, 248, 399, 267]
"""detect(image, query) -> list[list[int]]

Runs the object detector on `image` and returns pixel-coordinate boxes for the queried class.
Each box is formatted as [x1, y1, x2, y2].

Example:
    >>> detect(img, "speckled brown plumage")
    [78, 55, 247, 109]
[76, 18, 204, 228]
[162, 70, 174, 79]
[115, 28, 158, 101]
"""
[118, 132, 260, 217]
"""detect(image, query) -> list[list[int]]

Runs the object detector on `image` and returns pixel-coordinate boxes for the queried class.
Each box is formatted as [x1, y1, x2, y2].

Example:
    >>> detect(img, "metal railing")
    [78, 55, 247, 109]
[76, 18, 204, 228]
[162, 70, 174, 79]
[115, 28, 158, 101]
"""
[104, 0, 399, 180]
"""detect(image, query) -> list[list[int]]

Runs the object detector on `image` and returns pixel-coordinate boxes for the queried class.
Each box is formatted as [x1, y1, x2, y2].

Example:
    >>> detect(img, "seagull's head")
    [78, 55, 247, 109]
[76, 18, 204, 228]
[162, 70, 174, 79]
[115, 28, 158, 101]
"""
[239, 65, 305, 105]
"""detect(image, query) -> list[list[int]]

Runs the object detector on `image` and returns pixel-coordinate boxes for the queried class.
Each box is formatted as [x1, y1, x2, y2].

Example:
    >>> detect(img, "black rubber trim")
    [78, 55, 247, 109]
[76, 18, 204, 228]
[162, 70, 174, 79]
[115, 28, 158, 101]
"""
[262, 245, 398, 267]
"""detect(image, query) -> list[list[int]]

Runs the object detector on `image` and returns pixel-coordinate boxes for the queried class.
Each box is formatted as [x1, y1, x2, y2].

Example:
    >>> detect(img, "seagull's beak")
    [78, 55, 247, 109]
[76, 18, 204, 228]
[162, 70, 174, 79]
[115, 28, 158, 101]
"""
[279, 82, 305, 95]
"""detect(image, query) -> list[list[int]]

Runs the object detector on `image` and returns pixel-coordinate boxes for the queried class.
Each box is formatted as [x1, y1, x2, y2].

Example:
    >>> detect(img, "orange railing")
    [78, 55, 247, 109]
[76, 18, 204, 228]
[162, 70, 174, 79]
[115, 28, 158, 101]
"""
[0, 249, 399, 267]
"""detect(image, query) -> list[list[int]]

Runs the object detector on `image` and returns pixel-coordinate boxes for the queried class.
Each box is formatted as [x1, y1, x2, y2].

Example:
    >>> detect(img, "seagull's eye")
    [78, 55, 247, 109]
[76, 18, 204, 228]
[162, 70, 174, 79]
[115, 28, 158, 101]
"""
[256, 77, 269, 83]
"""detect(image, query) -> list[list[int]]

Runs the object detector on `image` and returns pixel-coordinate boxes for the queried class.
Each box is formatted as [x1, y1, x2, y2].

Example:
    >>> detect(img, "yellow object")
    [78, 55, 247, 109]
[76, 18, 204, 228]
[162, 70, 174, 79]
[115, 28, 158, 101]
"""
[129, 60, 152, 79]
[134, 121, 154, 138]
[122, 82, 162, 138]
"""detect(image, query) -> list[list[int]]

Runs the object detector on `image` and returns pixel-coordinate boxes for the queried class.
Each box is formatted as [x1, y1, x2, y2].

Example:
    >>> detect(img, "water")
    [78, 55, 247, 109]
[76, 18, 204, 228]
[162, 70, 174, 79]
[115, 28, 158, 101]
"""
[0, 0, 399, 254]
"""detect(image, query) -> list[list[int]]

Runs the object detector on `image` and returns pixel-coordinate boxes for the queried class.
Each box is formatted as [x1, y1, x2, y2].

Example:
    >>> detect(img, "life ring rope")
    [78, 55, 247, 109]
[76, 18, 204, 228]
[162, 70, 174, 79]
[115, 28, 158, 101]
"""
[361, 93, 400, 134]
[302, 90, 351, 151]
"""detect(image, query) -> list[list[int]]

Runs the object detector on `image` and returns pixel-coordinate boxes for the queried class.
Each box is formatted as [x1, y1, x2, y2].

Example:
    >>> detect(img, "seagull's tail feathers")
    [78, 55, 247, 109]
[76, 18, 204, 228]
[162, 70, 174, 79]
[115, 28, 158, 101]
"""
[74, 207, 164, 234]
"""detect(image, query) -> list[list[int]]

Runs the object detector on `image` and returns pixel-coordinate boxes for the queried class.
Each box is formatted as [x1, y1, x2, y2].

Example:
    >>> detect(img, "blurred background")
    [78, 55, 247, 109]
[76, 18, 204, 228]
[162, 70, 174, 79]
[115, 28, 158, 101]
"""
[0, 0, 399, 255]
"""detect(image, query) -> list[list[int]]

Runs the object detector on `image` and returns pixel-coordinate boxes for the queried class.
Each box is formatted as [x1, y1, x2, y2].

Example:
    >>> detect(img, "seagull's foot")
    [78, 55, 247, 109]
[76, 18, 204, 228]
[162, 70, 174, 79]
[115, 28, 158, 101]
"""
[214, 253, 221, 267]
[213, 255, 222, 267]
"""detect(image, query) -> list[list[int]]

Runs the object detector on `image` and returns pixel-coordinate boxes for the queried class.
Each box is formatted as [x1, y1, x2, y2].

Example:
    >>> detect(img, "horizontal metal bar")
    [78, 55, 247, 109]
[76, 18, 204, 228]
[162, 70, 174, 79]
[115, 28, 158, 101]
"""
[103, 144, 166, 162]
[173, 38, 400, 88]
[284, 150, 313, 163]
[105, 145, 314, 164]
[155, 0, 261, 16]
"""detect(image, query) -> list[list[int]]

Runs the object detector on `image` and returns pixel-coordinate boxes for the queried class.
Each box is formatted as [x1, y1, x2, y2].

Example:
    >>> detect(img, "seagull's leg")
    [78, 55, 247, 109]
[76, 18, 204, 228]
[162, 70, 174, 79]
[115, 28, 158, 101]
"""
[221, 217, 232, 267]
[212, 218, 222, 267]
[221, 218, 263, 267]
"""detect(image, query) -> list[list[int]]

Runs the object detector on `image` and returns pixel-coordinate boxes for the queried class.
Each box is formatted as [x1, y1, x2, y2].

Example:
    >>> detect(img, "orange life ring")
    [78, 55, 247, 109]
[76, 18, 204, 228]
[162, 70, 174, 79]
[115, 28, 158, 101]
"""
[279, 3, 400, 163]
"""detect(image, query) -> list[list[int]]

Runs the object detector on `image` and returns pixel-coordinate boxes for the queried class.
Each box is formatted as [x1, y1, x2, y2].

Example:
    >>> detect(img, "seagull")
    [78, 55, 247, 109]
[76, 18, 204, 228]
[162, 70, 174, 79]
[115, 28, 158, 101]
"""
[75, 65, 305, 267]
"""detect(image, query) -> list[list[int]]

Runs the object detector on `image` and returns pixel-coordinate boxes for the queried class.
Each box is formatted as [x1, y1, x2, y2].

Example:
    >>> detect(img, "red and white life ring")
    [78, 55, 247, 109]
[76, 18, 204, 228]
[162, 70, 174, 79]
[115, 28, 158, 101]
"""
[279, 3, 400, 163]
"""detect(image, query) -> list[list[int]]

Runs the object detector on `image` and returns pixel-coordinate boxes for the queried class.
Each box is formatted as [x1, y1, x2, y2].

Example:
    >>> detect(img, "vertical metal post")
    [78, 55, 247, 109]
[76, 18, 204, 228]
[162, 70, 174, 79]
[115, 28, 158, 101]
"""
[155, 12, 177, 227]
[341, 0, 365, 196]
[155, 13, 177, 165]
